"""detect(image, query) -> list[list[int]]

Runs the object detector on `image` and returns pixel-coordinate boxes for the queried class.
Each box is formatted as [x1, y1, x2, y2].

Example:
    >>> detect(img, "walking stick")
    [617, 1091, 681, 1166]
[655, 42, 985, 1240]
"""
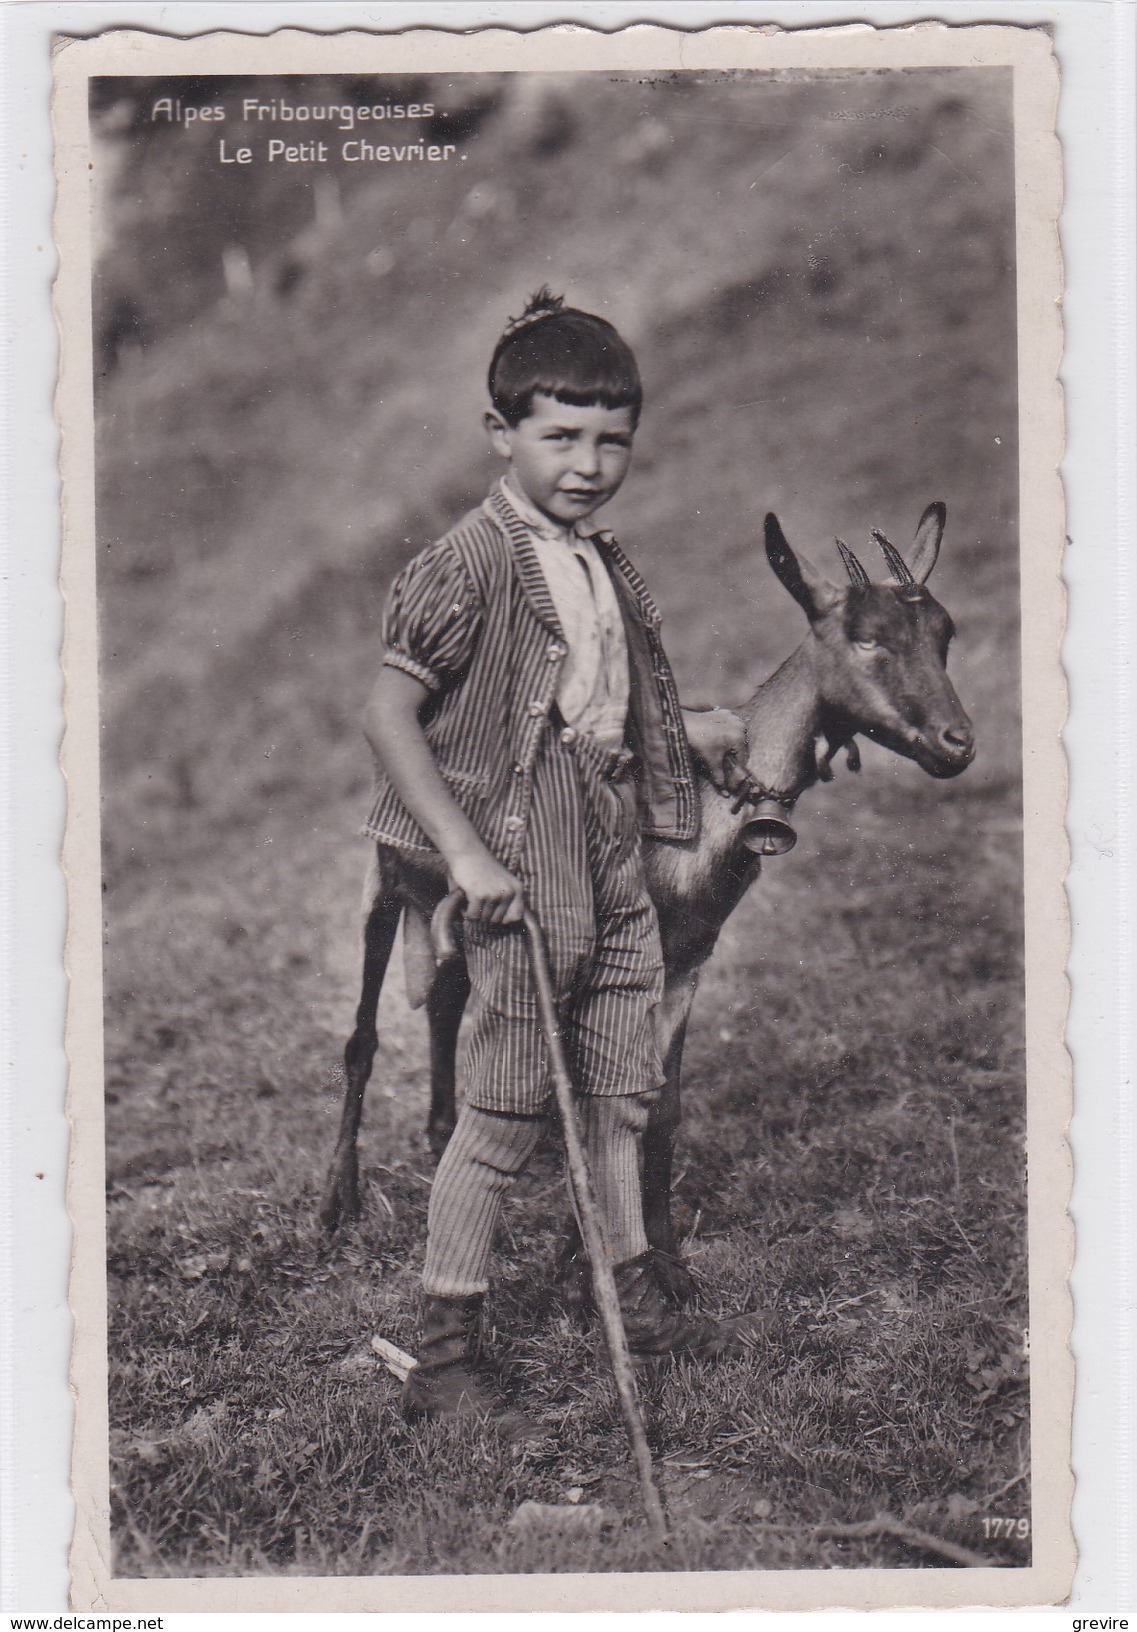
[431, 889, 669, 1542]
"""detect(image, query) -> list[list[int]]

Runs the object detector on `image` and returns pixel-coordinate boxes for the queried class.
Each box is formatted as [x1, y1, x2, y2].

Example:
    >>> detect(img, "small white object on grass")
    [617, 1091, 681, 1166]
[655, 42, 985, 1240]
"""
[508, 1501, 616, 1536]
[371, 1335, 418, 1381]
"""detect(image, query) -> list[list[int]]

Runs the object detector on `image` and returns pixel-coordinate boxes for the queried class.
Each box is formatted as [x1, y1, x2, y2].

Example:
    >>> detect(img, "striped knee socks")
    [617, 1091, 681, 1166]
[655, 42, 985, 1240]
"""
[579, 1096, 650, 1266]
[422, 1097, 650, 1297]
[423, 1107, 545, 1296]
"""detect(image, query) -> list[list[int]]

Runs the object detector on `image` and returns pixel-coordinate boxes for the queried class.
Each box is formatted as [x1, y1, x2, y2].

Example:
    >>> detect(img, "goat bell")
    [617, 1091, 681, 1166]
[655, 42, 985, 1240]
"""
[740, 800, 797, 856]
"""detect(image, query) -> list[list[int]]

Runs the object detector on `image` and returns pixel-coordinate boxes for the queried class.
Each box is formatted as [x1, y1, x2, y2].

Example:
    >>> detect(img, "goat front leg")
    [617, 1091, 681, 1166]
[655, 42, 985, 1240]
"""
[425, 957, 469, 1159]
[642, 973, 700, 1304]
[319, 896, 401, 1232]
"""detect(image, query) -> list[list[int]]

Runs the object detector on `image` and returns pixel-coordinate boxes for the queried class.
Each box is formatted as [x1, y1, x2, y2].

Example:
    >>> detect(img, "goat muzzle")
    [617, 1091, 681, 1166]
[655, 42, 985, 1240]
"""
[740, 800, 798, 856]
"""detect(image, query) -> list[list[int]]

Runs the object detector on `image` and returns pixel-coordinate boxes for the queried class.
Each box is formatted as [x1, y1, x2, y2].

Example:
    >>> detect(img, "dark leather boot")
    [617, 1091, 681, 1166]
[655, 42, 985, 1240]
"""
[401, 1294, 546, 1445]
[614, 1251, 781, 1364]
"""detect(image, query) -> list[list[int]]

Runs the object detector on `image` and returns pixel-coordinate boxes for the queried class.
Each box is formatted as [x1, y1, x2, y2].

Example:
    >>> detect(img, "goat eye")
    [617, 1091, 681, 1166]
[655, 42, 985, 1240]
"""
[855, 638, 880, 652]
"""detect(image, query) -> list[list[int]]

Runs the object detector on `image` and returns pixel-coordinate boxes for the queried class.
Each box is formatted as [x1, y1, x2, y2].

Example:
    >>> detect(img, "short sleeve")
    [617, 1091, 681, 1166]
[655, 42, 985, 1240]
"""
[381, 540, 483, 694]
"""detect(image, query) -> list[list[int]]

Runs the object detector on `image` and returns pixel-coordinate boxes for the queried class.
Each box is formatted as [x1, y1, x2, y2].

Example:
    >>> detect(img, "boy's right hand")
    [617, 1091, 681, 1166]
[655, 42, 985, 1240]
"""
[449, 849, 526, 926]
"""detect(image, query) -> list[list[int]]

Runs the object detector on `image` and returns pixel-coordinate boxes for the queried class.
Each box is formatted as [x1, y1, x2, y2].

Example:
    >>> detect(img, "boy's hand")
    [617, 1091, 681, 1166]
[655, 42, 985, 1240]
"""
[682, 707, 750, 791]
[449, 848, 526, 926]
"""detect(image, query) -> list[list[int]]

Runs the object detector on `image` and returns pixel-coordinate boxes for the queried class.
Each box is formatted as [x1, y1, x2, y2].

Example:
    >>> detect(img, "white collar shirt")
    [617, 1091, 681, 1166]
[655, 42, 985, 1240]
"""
[501, 478, 630, 750]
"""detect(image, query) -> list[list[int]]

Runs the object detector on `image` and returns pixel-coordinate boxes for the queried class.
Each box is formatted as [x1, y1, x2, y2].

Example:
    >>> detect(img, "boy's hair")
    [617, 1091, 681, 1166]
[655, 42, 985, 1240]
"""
[488, 288, 642, 428]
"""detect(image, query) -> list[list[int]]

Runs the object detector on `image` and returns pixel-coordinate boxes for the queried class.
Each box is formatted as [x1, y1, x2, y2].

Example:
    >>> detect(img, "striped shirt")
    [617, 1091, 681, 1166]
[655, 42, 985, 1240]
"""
[363, 479, 697, 863]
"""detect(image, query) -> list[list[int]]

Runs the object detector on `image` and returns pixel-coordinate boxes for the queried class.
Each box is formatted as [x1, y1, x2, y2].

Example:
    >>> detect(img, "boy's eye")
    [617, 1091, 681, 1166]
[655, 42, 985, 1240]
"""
[855, 638, 881, 652]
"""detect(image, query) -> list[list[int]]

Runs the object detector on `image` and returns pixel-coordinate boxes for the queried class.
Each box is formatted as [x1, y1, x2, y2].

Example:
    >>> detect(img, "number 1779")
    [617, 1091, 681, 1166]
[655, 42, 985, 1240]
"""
[981, 1516, 1030, 1540]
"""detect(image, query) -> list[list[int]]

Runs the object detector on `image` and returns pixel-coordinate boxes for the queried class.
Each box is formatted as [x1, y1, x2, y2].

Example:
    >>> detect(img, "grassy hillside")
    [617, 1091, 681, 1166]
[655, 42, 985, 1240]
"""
[92, 67, 1028, 1579]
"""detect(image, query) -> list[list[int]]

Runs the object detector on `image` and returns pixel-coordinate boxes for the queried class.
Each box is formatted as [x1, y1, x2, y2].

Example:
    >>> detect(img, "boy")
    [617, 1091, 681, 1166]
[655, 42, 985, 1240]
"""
[364, 291, 759, 1437]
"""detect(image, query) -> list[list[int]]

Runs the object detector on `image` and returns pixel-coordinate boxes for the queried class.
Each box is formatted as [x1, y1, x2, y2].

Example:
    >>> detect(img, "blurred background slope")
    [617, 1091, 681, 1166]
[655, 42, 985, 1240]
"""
[92, 67, 1018, 896]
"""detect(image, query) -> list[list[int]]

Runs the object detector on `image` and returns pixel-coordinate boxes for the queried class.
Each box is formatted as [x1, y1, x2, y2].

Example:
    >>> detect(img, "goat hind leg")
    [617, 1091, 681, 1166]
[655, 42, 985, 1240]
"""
[319, 894, 401, 1232]
[642, 982, 698, 1304]
[425, 958, 469, 1159]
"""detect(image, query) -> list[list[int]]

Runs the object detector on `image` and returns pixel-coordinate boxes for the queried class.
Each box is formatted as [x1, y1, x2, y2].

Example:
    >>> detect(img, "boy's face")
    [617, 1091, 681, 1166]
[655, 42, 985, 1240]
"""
[485, 393, 636, 528]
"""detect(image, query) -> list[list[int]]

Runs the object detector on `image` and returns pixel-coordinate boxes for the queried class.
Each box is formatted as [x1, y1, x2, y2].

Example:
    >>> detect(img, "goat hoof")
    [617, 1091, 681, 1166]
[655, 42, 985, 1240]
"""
[426, 1117, 456, 1162]
[650, 1246, 698, 1307]
[319, 1192, 347, 1233]
[319, 1164, 362, 1233]
[319, 1191, 358, 1234]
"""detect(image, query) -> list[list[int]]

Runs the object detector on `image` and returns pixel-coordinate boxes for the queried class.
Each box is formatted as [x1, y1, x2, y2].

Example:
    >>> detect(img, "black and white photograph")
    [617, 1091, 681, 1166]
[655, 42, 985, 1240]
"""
[55, 20, 1070, 1611]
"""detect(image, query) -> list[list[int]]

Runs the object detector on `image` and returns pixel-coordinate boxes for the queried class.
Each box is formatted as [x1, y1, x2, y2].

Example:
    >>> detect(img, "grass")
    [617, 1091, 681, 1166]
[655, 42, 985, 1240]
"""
[92, 65, 1029, 1579]
[102, 762, 1030, 1578]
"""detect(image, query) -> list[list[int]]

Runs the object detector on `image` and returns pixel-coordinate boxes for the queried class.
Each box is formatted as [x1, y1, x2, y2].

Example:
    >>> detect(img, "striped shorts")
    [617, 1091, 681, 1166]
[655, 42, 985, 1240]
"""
[461, 728, 665, 1115]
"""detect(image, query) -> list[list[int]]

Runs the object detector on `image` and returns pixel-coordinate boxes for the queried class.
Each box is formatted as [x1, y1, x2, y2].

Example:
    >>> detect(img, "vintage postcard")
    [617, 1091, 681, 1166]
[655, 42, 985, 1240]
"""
[55, 19, 1069, 1611]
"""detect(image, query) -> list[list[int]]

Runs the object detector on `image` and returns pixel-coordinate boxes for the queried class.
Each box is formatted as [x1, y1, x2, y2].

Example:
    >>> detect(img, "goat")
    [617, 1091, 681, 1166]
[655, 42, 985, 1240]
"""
[320, 505, 975, 1300]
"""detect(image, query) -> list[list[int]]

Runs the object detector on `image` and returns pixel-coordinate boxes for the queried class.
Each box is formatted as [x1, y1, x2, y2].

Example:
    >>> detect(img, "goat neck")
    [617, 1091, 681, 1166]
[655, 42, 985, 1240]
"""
[739, 640, 824, 801]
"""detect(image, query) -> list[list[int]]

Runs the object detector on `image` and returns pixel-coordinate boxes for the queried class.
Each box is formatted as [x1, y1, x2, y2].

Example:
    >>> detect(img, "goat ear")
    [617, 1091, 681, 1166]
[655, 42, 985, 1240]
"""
[907, 502, 946, 583]
[764, 514, 839, 621]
